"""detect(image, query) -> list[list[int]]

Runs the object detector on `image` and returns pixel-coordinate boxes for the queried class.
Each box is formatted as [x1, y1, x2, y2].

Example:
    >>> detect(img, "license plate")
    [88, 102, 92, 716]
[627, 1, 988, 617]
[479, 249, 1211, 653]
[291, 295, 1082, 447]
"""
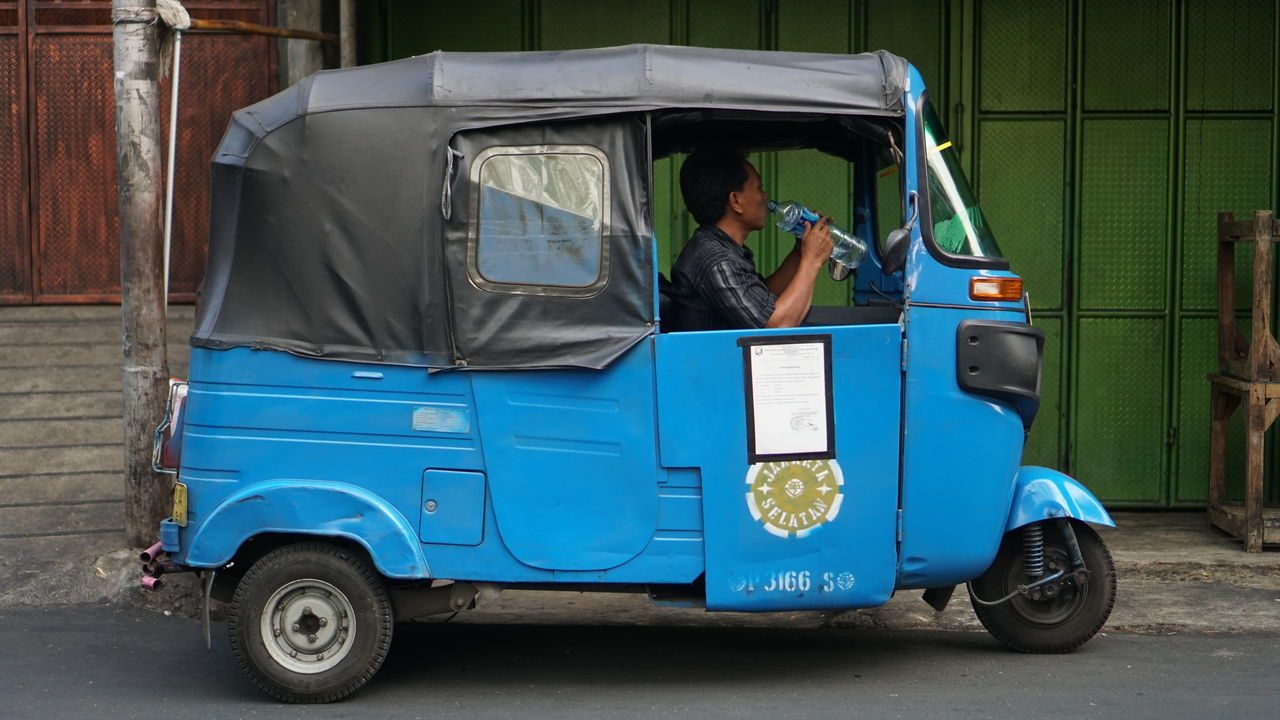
[173, 482, 188, 527]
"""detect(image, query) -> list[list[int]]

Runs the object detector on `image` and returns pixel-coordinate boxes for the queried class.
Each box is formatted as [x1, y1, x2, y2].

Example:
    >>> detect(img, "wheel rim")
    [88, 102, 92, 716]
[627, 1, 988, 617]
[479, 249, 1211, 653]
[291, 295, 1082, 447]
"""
[1002, 547, 1087, 627]
[260, 578, 355, 674]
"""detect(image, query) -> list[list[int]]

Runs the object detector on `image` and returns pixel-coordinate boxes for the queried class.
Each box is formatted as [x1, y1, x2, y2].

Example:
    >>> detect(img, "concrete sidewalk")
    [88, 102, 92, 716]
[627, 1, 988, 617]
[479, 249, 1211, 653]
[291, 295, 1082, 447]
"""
[1, 306, 1277, 635]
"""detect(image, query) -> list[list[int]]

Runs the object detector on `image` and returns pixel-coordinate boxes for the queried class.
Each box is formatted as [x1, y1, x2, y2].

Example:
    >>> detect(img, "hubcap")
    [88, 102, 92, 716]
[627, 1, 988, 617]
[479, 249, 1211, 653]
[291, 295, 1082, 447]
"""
[1006, 548, 1086, 626]
[260, 578, 355, 674]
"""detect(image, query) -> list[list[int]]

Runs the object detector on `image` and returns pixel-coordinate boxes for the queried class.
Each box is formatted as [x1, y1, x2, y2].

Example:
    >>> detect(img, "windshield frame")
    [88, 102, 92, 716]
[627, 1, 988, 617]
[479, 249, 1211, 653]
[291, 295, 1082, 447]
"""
[914, 92, 1010, 270]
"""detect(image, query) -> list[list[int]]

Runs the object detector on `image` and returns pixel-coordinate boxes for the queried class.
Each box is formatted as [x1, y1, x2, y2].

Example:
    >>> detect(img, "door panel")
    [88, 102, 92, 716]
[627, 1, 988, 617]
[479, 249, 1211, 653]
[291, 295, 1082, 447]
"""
[470, 342, 660, 571]
[898, 307, 1026, 588]
[656, 324, 901, 611]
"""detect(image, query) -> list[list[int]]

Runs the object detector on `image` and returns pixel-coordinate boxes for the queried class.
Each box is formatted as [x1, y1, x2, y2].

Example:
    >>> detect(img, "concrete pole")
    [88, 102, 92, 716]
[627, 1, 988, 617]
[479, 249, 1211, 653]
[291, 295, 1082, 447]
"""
[339, 0, 356, 68]
[112, 0, 171, 547]
[278, 0, 323, 87]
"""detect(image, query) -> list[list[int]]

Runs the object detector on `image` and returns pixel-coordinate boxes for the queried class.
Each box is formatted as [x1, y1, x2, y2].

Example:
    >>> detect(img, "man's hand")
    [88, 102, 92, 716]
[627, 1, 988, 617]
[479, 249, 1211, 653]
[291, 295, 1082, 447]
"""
[764, 212, 835, 328]
[799, 215, 835, 268]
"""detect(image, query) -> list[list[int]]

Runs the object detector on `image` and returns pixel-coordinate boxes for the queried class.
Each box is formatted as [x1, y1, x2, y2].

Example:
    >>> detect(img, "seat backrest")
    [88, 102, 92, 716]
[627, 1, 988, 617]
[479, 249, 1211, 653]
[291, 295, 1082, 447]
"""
[656, 273, 675, 332]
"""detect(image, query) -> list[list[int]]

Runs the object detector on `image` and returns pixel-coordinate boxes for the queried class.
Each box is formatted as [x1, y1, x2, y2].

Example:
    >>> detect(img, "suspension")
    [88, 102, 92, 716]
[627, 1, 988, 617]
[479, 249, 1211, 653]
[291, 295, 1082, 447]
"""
[1022, 523, 1045, 579]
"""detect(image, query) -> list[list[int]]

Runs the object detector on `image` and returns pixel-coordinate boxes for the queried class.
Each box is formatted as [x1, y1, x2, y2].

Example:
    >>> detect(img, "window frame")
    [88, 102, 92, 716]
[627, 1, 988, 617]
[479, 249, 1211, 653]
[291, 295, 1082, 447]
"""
[466, 144, 613, 298]
[914, 92, 1011, 270]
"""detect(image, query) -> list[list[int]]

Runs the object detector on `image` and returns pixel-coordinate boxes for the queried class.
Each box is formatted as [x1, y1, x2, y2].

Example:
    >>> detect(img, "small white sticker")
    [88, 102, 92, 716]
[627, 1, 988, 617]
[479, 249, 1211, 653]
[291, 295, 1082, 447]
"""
[412, 406, 469, 434]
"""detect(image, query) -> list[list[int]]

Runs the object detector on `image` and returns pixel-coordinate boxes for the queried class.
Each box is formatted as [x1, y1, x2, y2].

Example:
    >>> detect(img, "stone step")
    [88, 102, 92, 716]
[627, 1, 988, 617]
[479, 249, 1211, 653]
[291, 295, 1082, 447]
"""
[0, 306, 122, 322]
[0, 341, 192, 368]
[0, 338, 192, 366]
[0, 322, 166, 345]
[0, 501, 124, 539]
[0, 319, 199, 347]
[0, 417, 122, 447]
[0, 391, 122, 420]
[0, 444, 122, 477]
[0, 365, 126, 393]
[0, 472, 123, 504]
[0, 305, 194, 322]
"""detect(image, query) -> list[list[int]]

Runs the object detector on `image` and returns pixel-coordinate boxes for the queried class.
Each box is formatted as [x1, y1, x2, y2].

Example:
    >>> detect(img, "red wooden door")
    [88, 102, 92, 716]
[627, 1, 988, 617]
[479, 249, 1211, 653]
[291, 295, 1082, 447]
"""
[1, 0, 275, 304]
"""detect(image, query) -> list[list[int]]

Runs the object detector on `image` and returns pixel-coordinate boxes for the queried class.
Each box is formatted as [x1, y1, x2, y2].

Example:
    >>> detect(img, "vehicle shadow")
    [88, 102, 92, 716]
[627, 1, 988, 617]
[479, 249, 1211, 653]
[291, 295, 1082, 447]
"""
[371, 621, 999, 693]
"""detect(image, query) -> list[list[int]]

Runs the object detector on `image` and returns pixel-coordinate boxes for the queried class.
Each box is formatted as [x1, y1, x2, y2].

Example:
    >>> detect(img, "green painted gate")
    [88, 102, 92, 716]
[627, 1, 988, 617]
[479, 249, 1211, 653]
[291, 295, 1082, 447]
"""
[361, 0, 1280, 508]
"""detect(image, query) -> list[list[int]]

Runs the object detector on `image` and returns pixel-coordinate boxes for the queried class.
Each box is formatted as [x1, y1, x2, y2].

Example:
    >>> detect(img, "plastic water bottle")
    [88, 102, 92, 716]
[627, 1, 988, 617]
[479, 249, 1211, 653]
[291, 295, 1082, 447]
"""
[768, 200, 868, 271]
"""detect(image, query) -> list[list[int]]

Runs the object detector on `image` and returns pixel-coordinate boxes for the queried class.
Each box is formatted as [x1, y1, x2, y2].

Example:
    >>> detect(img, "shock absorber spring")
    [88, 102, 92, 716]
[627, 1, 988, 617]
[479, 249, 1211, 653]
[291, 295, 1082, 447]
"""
[1023, 523, 1045, 579]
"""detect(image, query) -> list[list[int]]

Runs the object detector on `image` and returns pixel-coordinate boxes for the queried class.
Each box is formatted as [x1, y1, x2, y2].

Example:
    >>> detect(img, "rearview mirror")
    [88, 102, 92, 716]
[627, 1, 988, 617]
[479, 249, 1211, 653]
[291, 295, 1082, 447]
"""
[881, 191, 917, 275]
[881, 229, 909, 274]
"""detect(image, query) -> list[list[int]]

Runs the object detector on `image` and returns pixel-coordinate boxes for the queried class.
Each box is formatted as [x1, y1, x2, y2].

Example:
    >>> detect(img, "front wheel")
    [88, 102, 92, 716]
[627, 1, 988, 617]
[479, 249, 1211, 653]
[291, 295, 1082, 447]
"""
[229, 542, 394, 703]
[969, 520, 1116, 653]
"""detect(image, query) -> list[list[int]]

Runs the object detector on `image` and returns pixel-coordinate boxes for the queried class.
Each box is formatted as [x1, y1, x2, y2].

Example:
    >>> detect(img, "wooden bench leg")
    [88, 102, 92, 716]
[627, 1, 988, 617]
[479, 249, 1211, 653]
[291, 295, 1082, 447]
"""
[1245, 385, 1266, 551]
[1208, 388, 1237, 509]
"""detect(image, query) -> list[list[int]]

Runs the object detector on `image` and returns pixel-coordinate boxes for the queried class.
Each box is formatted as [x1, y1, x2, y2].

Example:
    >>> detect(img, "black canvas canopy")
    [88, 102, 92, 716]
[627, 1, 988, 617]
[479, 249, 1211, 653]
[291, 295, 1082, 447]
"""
[192, 44, 909, 369]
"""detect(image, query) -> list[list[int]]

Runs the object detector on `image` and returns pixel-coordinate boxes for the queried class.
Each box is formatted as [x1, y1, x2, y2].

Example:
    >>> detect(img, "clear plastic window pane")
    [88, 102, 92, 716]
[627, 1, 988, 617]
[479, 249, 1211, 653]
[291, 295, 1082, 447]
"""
[921, 102, 1003, 259]
[477, 152, 605, 288]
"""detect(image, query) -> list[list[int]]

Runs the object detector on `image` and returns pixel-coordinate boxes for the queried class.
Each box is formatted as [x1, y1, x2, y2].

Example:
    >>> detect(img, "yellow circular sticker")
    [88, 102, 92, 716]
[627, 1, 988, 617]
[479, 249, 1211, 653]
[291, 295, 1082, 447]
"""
[745, 459, 844, 538]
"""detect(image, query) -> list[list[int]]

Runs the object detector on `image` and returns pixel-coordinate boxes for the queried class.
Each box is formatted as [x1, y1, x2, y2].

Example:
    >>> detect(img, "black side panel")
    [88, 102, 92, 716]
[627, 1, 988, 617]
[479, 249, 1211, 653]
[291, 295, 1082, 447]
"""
[193, 107, 453, 367]
[444, 116, 653, 370]
[955, 319, 1044, 429]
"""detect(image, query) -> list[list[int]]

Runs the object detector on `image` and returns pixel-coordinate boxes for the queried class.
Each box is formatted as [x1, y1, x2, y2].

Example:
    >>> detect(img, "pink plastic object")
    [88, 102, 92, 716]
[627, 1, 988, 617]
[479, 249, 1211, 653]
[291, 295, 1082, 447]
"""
[141, 575, 163, 590]
[140, 542, 164, 563]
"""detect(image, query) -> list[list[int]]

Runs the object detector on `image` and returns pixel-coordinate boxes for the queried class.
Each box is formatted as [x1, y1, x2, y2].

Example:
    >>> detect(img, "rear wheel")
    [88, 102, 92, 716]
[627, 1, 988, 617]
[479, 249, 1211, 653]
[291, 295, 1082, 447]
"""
[969, 520, 1115, 653]
[229, 542, 393, 703]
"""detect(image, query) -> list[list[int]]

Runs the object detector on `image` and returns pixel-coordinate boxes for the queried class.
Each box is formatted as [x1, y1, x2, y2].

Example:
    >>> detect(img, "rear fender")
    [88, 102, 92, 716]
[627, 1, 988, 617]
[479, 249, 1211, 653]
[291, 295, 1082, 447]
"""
[185, 480, 429, 579]
[1005, 466, 1114, 532]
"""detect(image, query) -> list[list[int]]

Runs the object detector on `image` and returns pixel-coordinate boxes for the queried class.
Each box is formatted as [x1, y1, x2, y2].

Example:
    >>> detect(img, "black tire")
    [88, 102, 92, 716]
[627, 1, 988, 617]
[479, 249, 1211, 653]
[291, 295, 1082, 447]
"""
[228, 542, 394, 703]
[969, 520, 1116, 653]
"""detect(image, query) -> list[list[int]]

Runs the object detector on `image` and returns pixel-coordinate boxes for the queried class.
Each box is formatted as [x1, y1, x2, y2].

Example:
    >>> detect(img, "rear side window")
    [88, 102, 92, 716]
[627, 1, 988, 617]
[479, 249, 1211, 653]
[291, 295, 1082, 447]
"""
[468, 145, 611, 296]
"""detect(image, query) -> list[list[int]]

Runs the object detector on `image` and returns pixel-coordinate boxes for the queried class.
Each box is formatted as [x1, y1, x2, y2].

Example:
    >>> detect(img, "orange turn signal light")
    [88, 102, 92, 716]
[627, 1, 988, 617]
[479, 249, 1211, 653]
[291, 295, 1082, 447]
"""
[970, 276, 1023, 302]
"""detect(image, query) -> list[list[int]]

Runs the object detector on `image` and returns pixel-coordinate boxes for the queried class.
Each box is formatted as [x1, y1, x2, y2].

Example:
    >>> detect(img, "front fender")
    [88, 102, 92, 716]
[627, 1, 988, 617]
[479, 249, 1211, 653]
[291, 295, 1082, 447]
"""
[1005, 466, 1114, 532]
[186, 480, 430, 579]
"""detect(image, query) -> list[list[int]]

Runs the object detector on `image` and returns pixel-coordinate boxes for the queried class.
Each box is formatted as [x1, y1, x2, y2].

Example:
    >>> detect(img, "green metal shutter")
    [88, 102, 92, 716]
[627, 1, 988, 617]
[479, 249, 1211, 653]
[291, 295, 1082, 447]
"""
[369, 0, 1279, 507]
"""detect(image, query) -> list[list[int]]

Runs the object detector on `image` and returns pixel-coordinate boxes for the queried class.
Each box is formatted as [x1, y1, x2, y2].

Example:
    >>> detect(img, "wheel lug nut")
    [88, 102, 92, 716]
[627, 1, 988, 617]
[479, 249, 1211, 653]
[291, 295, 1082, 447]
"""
[273, 629, 281, 637]
[319, 618, 328, 627]
[303, 606, 312, 616]
[292, 623, 300, 631]
[308, 634, 317, 643]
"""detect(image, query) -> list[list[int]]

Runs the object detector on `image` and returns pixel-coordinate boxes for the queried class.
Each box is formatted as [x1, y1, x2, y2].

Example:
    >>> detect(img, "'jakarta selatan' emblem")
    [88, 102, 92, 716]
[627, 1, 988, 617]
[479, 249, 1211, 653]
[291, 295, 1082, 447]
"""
[745, 459, 844, 538]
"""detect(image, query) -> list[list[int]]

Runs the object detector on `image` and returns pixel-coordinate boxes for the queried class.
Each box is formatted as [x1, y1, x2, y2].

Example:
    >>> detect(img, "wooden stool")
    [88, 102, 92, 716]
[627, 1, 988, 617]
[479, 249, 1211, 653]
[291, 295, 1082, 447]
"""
[1207, 210, 1280, 551]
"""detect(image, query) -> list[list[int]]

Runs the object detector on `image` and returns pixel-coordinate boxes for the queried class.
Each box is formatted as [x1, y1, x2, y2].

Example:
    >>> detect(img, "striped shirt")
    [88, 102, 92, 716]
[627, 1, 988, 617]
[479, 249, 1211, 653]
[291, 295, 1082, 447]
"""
[666, 224, 776, 331]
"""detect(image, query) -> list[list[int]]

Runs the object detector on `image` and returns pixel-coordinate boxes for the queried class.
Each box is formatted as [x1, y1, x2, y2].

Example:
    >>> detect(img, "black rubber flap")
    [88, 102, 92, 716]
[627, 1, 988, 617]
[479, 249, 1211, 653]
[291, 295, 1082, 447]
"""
[955, 319, 1045, 429]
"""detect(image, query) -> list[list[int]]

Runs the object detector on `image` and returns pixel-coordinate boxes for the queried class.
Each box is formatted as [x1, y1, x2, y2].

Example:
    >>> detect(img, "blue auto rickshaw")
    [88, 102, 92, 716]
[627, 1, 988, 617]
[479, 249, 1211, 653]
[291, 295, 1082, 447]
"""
[145, 44, 1116, 703]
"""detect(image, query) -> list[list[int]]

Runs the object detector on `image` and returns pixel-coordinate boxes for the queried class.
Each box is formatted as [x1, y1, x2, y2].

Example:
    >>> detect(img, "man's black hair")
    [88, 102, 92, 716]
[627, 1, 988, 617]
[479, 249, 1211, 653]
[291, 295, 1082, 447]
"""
[680, 149, 749, 226]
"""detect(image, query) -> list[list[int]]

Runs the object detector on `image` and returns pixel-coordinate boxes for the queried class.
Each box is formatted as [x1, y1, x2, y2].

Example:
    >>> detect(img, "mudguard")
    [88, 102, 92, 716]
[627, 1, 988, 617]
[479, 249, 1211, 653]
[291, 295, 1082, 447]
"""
[1005, 466, 1115, 532]
[185, 480, 430, 579]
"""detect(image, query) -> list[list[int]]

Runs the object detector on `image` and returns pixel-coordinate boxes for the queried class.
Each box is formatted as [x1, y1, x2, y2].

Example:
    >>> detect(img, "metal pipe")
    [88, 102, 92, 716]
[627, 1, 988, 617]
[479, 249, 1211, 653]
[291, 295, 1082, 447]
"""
[187, 18, 338, 44]
[140, 541, 164, 563]
[968, 570, 1065, 607]
[1057, 518, 1087, 570]
[141, 575, 163, 590]
[162, 29, 182, 308]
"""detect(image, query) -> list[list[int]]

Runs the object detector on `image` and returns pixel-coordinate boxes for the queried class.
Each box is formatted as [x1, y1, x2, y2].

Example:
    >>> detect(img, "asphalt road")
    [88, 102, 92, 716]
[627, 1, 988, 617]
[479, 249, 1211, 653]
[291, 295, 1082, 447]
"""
[3, 604, 1277, 719]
